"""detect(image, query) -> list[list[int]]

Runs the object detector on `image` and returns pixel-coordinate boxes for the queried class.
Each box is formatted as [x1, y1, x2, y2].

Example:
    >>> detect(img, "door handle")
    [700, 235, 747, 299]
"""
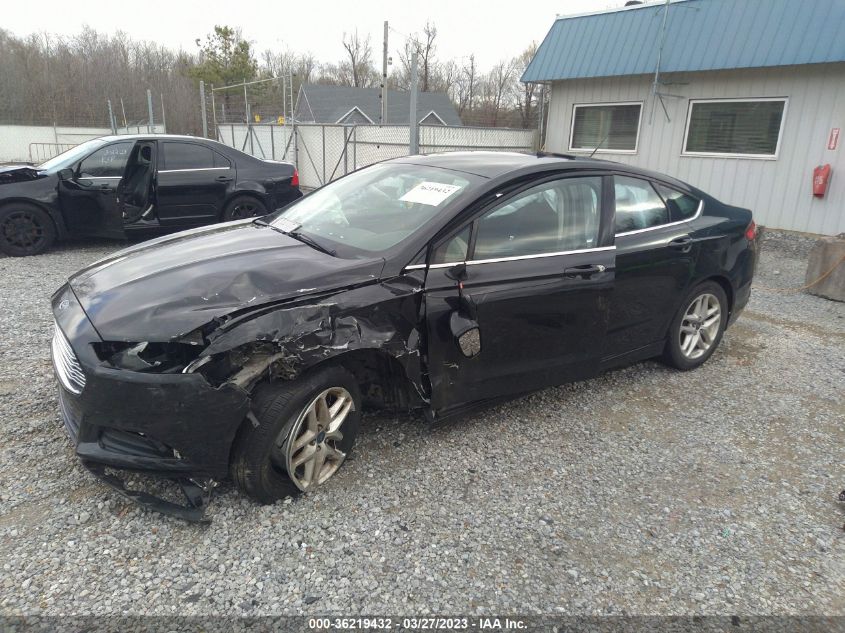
[669, 235, 693, 252]
[564, 264, 606, 279]
[215, 175, 233, 182]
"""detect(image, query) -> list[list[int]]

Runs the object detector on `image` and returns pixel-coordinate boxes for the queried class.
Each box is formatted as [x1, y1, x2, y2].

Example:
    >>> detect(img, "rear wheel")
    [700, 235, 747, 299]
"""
[0, 203, 56, 256]
[231, 366, 361, 504]
[663, 281, 728, 370]
[223, 195, 268, 221]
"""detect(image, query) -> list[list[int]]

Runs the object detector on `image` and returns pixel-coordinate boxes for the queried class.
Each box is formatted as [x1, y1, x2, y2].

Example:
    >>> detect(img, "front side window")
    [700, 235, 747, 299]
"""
[274, 163, 478, 254]
[570, 103, 642, 152]
[432, 225, 470, 264]
[162, 142, 215, 170]
[683, 98, 786, 157]
[472, 176, 602, 260]
[614, 176, 669, 234]
[78, 142, 133, 178]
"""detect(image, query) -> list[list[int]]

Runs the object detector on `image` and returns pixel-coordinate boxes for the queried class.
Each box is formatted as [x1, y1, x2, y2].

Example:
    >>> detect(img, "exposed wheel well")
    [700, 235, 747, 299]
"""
[304, 349, 421, 412]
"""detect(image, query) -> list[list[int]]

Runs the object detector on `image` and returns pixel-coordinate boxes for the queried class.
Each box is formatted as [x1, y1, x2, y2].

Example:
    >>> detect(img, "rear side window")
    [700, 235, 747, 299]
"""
[655, 184, 700, 221]
[614, 176, 669, 234]
[213, 151, 231, 168]
[162, 142, 214, 170]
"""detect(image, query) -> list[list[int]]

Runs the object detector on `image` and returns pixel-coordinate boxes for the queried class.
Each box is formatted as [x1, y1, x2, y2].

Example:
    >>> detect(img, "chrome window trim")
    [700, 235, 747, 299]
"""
[406, 246, 616, 271]
[158, 167, 231, 174]
[467, 245, 615, 266]
[615, 199, 703, 238]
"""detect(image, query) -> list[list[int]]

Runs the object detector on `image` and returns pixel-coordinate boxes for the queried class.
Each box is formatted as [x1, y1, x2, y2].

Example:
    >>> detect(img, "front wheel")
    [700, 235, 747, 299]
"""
[0, 203, 57, 256]
[231, 366, 361, 504]
[663, 281, 728, 370]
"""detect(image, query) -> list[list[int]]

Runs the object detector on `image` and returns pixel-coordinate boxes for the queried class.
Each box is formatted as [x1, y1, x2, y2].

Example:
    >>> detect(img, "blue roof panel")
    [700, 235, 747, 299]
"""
[522, 0, 845, 82]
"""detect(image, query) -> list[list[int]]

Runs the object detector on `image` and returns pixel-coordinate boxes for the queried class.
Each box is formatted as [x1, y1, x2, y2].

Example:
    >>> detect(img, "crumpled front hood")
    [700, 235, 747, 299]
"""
[0, 165, 42, 183]
[69, 220, 384, 341]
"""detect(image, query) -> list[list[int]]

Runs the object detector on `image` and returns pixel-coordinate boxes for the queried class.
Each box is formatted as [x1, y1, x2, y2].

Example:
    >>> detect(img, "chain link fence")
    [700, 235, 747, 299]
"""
[216, 123, 537, 190]
[0, 88, 168, 163]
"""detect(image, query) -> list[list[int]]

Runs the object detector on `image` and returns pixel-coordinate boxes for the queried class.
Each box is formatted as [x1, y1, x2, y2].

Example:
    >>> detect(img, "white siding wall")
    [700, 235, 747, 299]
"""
[545, 64, 845, 235]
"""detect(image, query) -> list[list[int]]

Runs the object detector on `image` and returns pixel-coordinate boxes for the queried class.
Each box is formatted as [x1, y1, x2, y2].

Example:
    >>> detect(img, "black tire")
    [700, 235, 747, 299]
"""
[231, 366, 361, 504]
[662, 280, 729, 370]
[222, 195, 268, 221]
[0, 203, 57, 256]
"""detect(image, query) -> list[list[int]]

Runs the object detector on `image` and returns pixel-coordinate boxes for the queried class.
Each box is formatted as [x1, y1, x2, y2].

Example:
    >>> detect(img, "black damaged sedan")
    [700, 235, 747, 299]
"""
[0, 134, 300, 256]
[51, 152, 757, 519]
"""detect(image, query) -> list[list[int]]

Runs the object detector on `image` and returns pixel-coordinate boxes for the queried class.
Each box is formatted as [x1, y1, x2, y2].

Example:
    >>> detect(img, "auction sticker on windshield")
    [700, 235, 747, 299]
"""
[399, 182, 462, 206]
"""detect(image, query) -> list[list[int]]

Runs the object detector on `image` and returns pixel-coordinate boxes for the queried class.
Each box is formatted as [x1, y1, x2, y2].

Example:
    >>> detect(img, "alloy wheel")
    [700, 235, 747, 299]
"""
[2, 210, 44, 249]
[230, 202, 257, 219]
[276, 387, 354, 492]
[679, 293, 721, 360]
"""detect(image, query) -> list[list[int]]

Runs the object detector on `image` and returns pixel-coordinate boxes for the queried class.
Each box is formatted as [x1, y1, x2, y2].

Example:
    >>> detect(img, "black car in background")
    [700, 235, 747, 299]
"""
[0, 134, 301, 256]
[51, 152, 757, 520]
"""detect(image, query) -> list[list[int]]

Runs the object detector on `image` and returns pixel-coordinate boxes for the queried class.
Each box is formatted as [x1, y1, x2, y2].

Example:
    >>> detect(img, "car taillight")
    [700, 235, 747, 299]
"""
[745, 220, 757, 241]
[291, 170, 299, 188]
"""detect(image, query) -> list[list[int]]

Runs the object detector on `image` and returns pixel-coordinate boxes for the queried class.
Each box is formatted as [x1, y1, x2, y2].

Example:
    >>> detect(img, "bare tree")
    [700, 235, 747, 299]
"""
[513, 42, 539, 128]
[341, 30, 375, 88]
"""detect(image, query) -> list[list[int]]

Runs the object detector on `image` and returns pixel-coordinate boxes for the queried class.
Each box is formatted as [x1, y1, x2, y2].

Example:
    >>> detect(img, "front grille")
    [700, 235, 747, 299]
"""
[51, 323, 86, 394]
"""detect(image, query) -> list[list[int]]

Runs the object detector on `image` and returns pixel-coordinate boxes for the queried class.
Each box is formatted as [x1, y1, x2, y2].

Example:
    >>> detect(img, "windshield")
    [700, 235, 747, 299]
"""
[37, 138, 109, 172]
[271, 163, 479, 255]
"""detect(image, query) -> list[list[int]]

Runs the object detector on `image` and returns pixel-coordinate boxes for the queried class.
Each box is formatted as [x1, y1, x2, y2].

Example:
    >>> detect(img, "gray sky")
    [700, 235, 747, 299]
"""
[3, 0, 627, 71]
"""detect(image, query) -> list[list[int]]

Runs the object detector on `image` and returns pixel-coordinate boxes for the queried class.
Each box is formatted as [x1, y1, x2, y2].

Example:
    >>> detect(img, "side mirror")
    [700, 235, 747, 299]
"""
[57, 168, 73, 181]
[450, 311, 481, 358]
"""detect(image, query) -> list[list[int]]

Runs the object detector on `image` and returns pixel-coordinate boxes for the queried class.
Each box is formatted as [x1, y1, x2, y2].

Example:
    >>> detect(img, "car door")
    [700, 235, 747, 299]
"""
[424, 174, 616, 415]
[604, 175, 702, 359]
[57, 140, 133, 238]
[156, 141, 232, 226]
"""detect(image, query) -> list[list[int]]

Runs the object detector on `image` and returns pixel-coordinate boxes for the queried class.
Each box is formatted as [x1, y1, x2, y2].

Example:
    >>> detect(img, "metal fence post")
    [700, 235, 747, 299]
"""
[146, 89, 154, 133]
[322, 125, 326, 184]
[107, 100, 116, 134]
[270, 124, 275, 160]
[294, 123, 299, 172]
[199, 80, 208, 138]
[409, 51, 419, 155]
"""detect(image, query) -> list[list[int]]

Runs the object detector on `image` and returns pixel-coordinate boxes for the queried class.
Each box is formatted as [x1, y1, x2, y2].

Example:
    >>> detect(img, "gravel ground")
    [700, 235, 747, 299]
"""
[0, 230, 842, 617]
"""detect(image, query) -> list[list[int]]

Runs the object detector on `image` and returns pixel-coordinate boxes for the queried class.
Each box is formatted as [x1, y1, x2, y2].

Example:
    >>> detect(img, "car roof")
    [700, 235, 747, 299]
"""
[96, 134, 220, 143]
[391, 150, 698, 193]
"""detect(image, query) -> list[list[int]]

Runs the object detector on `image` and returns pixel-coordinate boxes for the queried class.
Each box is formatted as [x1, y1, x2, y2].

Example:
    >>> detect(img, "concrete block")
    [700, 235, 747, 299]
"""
[805, 234, 845, 302]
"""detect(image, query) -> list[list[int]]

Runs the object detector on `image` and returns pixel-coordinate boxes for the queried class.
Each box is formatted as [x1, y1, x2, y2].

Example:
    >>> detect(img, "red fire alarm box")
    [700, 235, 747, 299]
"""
[813, 164, 831, 197]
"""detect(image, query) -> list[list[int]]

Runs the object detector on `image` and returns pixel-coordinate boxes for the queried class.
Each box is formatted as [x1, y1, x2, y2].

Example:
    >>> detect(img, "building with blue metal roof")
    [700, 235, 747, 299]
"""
[525, 0, 845, 235]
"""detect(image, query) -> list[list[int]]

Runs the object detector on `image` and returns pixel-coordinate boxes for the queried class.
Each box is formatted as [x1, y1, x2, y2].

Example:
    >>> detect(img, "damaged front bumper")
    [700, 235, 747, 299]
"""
[52, 285, 250, 521]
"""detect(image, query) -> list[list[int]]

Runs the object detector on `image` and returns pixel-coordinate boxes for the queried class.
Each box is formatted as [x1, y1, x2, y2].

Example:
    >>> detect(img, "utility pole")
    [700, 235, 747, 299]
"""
[409, 50, 419, 154]
[199, 81, 208, 138]
[160, 93, 167, 133]
[120, 98, 128, 128]
[146, 89, 154, 133]
[380, 20, 388, 125]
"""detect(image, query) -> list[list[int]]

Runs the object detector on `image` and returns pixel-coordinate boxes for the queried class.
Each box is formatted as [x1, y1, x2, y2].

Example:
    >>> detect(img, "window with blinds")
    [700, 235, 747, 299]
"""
[570, 103, 642, 152]
[683, 99, 786, 157]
